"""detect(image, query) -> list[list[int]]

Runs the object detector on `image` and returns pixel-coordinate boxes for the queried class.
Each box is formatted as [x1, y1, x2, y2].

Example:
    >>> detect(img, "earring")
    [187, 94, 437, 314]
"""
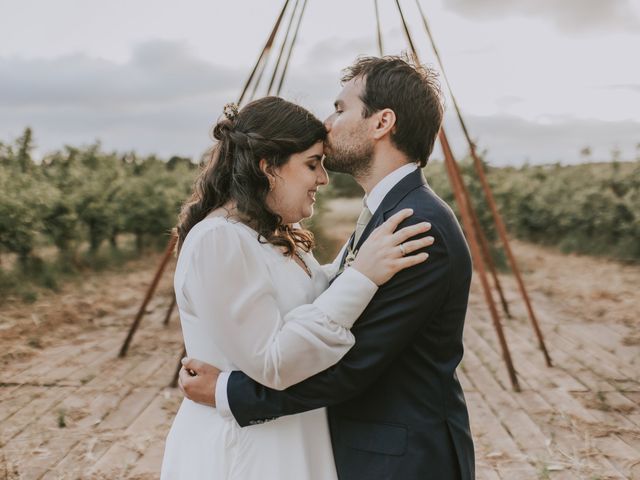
[269, 181, 274, 191]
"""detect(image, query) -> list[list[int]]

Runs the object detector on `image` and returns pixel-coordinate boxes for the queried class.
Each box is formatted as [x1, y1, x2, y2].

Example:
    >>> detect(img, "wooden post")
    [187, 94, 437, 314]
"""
[413, 0, 551, 366]
[119, 235, 177, 357]
[468, 145, 552, 366]
[170, 346, 187, 388]
[163, 295, 177, 327]
[440, 131, 520, 391]
[394, 0, 520, 390]
[450, 155, 512, 319]
[238, 0, 291, 105]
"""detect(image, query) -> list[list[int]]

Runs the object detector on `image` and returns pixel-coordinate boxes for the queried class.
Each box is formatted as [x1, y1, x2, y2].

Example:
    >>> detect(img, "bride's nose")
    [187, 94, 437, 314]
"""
[317, 165, 329, 186]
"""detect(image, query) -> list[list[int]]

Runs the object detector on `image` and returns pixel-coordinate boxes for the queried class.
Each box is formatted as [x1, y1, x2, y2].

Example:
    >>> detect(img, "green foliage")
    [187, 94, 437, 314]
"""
[0, 128, 198, 297]
[326, 171, 363, 198]
[425, 157, 640, 263]
[0, 165, 52, 269]
[115, 165, 193, 251]
[489, 162, 640, 261]
[1, 127, 638, 300]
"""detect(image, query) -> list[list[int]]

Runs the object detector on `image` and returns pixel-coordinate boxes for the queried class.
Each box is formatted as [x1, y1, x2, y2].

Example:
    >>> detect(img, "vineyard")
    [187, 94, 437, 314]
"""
[331, 157, 640, 263]
[1, 128, 639, 301]
[0, 129, 197, 299]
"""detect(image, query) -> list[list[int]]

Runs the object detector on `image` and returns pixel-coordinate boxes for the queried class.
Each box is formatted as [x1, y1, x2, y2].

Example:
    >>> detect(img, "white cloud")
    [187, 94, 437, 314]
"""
[0, 27, 638, 166]
[438, 113, 640, 165]
[0, 40, 247, 159]
[442, 0, 640, 34]
[603, 83, 640, 93]
[0, 40, 241, 108]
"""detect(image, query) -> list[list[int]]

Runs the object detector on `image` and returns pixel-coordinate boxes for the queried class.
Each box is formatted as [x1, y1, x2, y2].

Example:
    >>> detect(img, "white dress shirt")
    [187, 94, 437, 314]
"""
[364, 162, 418, 214]
[215, 162, 419, 418]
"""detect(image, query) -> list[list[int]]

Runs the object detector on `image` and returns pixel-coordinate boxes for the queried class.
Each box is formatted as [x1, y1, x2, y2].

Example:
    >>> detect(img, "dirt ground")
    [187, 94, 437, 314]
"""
[0, 198, 638, 479]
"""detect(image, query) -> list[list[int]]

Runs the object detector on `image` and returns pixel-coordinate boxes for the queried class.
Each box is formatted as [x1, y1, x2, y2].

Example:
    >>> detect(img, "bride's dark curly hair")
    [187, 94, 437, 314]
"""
[176, 96, 327, 255]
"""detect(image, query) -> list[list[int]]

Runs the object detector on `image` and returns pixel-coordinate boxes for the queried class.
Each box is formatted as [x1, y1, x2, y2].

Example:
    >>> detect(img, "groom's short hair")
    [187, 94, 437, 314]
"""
[341, 55, 443, 168]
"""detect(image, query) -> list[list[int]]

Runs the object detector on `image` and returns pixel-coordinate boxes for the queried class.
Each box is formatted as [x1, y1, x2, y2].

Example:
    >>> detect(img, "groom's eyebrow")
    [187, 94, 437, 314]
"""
[334, 100, 344, 109]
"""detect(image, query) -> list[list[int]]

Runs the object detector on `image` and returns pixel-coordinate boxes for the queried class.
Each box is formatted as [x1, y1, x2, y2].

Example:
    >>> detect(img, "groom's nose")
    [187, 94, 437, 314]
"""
[323, 115, 333, 132]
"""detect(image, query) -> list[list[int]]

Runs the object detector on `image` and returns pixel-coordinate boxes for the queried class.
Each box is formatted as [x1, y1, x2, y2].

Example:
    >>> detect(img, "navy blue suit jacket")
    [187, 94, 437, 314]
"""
[226, 169, 475, 479]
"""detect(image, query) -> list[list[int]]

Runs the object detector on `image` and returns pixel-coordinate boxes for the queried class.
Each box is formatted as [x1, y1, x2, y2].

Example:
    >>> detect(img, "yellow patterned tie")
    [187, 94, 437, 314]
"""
[353, 201, 373, 248]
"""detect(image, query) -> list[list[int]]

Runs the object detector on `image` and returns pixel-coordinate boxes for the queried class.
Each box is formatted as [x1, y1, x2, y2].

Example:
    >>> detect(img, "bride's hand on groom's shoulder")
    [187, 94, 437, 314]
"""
[178, 357, 221, 407]
[353, 208, 434, 286]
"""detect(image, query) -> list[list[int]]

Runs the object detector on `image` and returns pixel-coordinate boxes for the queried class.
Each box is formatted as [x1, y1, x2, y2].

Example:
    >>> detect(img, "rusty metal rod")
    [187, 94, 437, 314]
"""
[267, 0, 300, 95]
[163, 295, 177, 327]
[394, 0, 520, 390]
[450, 157, 512, 319]
[238, 0, 291, 105]
[440, 131, 520, 391]
[414, 0, 551, 366]
[374, 0, 384, 56]
[119, 235, 177, 357]
[276, 0, 309, 96]
[171, 346, 187, 388]
[469, 146, 552, 366]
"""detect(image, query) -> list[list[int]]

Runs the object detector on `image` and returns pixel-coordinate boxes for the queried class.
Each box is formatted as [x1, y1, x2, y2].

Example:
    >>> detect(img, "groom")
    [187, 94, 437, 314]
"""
[180, 56, 475, 479]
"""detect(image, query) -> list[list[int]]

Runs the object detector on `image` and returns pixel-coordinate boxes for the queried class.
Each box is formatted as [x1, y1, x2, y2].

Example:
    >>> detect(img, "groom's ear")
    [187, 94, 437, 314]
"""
[372, 108, 397, 140]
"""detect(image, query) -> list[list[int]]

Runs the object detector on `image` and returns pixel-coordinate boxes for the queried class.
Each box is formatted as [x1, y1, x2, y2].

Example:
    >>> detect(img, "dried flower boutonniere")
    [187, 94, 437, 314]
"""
[344, 246, 358, 268]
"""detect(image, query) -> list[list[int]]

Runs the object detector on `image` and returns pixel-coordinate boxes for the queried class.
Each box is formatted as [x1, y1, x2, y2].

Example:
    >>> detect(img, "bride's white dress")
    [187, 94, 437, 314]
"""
[160, 215, 378, 479]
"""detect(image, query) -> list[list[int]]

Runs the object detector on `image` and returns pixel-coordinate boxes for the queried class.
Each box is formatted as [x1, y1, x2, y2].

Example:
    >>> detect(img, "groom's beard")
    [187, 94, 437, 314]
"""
[324, 138, 374, 178]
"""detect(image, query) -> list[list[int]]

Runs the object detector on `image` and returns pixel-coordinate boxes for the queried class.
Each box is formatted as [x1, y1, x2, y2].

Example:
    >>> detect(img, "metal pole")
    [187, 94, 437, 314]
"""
[394, 0, 520, 390]
[374, 0, 384, 56]
[170, 346, 187, 388]
[267, 0, 301, 95]
[163, 295, 177, 327]
[119, 235, 177, 357]
[276, 0, 309, 96]
[440, 132, 520, 391]
[450, 158, 512, 319]
[238, 0, 291, 105]
[414, 0, 551, 366]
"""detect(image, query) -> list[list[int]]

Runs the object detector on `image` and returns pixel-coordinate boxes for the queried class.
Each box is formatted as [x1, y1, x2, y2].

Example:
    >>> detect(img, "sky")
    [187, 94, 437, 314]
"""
[1, 0, 639, 166]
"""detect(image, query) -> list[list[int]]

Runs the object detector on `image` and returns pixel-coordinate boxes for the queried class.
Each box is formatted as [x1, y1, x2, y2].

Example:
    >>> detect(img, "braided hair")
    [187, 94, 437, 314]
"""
[176, 96, 327, 255]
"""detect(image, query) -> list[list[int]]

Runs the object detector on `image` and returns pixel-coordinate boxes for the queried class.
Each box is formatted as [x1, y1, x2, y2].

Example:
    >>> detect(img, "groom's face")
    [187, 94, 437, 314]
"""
[323, 77, 374, 177]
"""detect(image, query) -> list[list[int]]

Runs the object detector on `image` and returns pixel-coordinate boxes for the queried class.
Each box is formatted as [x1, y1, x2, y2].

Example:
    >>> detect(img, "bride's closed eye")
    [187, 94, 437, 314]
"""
[307, 155, 323, 171]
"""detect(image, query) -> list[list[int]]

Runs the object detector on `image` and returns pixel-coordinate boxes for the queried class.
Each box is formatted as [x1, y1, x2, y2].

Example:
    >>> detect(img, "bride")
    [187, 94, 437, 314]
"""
[160, 96, 433, 479]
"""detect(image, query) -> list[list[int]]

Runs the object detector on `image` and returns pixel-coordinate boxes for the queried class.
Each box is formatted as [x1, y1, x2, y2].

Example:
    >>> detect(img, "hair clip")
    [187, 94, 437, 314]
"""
[223, 102, 239, 121]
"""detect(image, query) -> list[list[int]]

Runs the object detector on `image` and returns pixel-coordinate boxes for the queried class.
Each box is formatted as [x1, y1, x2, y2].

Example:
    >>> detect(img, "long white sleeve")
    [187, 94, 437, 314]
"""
[181, 222, 377, 391]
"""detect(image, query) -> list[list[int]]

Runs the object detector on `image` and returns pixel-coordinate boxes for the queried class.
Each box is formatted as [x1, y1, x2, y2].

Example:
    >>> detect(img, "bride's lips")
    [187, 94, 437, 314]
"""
[308, 190, 317, 202]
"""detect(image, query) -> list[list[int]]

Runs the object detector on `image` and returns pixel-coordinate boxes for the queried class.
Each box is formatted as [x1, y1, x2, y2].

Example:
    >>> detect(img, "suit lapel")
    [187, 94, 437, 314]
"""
[333, 232, 355, 281]
[353, 169, 427, 251]
[341, 233, 355, 265]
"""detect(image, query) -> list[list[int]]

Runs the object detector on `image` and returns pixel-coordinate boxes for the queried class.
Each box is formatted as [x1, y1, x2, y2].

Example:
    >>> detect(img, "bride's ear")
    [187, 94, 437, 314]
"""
[259, 158, 276, 191]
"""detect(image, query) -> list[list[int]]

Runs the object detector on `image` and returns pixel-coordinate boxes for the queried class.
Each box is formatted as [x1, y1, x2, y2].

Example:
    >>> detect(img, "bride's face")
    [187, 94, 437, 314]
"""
[265, 141, 328, 224]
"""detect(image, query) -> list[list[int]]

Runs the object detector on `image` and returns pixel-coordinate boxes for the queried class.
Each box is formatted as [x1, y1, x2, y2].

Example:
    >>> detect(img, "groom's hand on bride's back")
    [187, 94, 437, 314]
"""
[178, 357, 221, 407]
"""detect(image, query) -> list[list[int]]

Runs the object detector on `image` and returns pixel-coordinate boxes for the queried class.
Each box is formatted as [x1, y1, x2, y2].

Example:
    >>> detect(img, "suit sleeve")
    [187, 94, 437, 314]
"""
[226, 215, 451, 427]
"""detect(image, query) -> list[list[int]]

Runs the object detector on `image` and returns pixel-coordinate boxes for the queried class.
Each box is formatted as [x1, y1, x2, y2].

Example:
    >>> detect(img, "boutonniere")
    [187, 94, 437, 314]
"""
[344, 246, 359, 268]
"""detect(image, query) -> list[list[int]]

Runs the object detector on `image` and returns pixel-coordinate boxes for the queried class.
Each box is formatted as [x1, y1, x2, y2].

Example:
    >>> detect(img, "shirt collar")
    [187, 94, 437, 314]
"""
[364, 163, 418, 214]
